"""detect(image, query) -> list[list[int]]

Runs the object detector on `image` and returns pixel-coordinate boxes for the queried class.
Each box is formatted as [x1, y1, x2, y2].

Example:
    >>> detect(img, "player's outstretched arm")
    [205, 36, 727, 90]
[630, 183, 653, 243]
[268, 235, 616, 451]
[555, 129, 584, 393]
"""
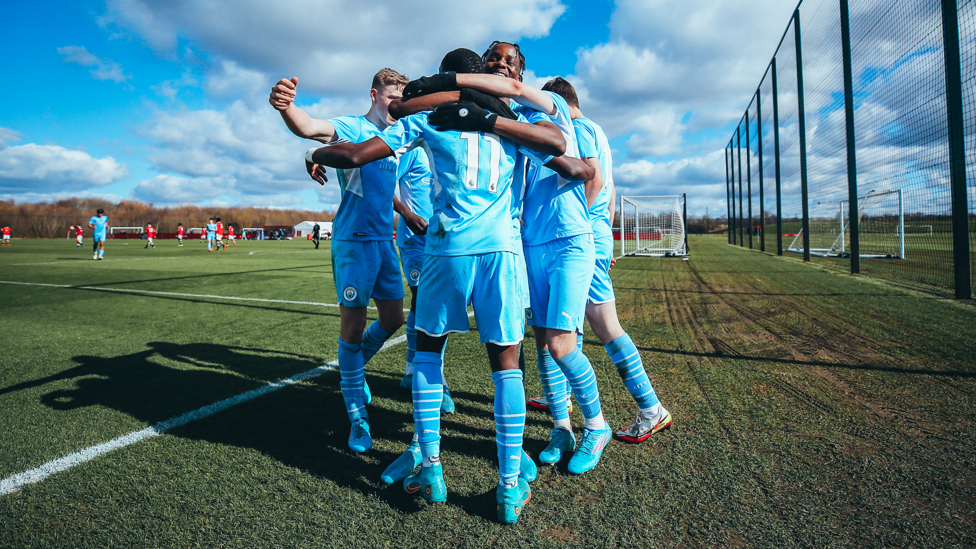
[305, 136, 394, 184]
[455, 74, 556, 115]
[393, 197, 428, 235]
[270, 77, 338, 144]
[390, 92, 460, 119]
[544, 156, 596, 182]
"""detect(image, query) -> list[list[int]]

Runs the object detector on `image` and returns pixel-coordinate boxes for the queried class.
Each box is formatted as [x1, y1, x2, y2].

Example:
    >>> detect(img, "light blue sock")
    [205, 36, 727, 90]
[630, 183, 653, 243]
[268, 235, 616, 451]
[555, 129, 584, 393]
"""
[606, 333, 659, 410]
[537, 349, 570, 424]
[337, 338, 367, 422]
[492, 369, 525, 486]
[405, 310, 417, 375]
[555, 347, 605, 429]
[413, 352, 443, 462]
[361, 321, 393, 365]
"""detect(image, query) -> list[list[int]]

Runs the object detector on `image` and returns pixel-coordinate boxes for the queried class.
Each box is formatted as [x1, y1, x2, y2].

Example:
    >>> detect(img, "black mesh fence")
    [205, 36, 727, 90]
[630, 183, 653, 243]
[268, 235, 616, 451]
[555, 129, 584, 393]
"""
[725, 0, 975, 299]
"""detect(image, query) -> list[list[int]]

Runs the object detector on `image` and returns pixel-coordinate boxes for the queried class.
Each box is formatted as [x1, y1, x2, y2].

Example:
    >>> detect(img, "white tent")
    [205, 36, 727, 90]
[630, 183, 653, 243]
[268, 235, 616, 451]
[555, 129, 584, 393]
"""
[293, 221, 332, 238]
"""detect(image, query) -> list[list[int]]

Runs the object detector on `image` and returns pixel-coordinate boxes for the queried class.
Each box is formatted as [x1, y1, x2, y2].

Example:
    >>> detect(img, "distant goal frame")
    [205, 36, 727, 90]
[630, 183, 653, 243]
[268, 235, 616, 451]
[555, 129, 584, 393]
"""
[617, 194, 689, 258]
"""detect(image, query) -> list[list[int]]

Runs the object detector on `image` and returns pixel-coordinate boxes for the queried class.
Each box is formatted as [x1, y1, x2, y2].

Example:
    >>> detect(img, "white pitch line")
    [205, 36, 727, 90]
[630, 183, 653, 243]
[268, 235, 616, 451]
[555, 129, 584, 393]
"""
[0, 333, 410, 496]
[0, 280, 383, 310]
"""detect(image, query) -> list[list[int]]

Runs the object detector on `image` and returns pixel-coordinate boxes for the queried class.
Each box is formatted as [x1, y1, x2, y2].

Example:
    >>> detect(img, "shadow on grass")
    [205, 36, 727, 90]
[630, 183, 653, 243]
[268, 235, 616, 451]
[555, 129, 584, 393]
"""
[20, 341, 515, 518]
[635, 345, 976, 378]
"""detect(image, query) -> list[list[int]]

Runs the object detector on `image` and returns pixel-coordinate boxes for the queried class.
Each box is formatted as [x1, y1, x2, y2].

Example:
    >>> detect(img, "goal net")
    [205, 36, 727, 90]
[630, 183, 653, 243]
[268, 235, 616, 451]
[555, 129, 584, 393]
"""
[787, 189, 904, 258]
[618, 195, 688, 257]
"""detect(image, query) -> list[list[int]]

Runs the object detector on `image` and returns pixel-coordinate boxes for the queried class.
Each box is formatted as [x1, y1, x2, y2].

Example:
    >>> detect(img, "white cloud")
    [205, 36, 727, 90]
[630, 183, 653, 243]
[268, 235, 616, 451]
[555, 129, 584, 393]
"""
[102, 0, 566, 95]
[0, 139, 129, 193]
[58, 45, 130, 83]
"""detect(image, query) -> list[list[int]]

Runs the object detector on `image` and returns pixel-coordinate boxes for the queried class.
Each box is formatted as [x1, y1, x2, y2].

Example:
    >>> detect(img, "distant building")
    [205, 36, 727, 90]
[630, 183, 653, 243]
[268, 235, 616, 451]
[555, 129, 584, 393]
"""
[293, 221, 332, 239]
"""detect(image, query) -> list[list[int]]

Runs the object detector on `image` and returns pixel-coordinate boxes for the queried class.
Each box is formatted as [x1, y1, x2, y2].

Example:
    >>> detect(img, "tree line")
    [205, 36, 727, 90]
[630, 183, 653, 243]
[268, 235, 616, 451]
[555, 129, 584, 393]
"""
[0, 198, 334, 238]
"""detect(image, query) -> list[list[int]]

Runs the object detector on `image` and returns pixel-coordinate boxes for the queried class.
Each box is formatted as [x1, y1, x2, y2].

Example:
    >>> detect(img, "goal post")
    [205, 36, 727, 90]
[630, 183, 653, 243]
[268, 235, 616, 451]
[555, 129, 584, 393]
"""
[787, 189, 904, 259]
[618, 194, 688, 258]
[109, 226, 144, 234]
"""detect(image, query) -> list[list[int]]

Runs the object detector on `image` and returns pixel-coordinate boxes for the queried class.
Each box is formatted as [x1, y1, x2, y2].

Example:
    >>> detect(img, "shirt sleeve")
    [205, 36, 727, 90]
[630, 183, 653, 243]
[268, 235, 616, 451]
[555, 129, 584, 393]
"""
[511, 112, 554, 167]
[574, 120, 599, 159]
[328, 116, 361, 142]
[379, 114, 426, 159]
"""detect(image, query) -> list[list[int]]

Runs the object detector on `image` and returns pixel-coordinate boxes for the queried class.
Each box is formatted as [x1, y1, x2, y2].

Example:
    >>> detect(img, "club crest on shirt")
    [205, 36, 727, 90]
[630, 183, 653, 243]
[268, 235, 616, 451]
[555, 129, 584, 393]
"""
[343, 286, 358, 301]
[409, 269, 421, 283]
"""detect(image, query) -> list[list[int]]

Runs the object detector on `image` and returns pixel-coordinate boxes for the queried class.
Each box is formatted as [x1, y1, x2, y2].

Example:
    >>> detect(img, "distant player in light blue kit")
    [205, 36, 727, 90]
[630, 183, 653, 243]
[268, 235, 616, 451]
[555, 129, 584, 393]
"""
[205, 218, 217, 252]
[544, 77, 672, 443]
[88, 208, 109, 260]
[270, 69, 409, 455]
[307, 48, 592, 524]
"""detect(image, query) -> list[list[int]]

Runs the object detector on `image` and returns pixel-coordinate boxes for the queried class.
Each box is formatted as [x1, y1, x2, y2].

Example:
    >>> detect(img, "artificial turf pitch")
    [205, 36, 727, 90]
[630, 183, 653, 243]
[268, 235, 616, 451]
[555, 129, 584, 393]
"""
[0, 236, 974, 548]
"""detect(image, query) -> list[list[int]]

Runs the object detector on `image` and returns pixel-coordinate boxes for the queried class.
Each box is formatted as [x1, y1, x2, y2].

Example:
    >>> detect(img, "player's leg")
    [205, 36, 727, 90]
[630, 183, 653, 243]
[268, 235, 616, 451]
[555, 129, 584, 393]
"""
[586, 239, 671, 442]
[402, 254, 472, 502]
[538, 236, 610, 474]
[361, 241, 405, 365]
[470, 252, 532, 524]
[332, 240, 385, 453]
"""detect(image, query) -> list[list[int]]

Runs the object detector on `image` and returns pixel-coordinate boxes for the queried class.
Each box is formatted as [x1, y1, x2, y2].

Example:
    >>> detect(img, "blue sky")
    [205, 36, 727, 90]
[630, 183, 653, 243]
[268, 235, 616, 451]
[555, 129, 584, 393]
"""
[0, 0, 803, 216]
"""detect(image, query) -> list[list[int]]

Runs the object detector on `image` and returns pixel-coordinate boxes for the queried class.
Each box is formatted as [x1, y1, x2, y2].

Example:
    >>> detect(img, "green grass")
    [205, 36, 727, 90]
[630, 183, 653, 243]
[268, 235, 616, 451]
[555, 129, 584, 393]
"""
[1, 236, 975, 547]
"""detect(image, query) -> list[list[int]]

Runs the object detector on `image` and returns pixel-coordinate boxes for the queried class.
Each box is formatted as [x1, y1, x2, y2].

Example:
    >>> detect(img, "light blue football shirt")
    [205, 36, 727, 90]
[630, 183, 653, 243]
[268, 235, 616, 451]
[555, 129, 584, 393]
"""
[520, 91, 592, 246]
[379, 112, 552, 257]
[206, 222, 217, 236]
[88, 215, 108, 236]
[395, 148, 433, 249]
[329, 116, 399, 241]
[574, 117, 614, 240]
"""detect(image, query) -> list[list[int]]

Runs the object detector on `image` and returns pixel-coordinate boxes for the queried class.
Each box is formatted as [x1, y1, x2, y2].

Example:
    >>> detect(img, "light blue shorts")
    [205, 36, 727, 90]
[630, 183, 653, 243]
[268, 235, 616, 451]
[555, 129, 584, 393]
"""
[94, 232, 106, 242]
[398, 243, 425, 288]
[523, 234, 595, 331]
[331, 239, 404, 307]
[415, 252, 524, 345]
[207, 231, 215, 240]
[588, 236, 616, 304]
[513, 234, 531, 310]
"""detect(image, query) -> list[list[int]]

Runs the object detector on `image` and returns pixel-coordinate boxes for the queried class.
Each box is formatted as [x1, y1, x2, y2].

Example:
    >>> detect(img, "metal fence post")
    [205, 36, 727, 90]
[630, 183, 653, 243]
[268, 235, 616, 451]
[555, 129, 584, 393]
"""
[757, 88, 766, 252]
[737, 124, 745, 246]
[726, 145, 732, 244]
[795, 10, 811, 262]
[840, 0, 860, 274]
[942, 0, 972, 299]
[772, 58, 783, 256]
[746, 109, 754, 249]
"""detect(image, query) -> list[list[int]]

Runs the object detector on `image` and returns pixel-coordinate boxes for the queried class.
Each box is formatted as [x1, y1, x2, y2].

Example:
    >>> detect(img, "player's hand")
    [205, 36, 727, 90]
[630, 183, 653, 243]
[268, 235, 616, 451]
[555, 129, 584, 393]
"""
[459, 89, 517, 120]
[429, 102, 498, 133]
[306, 160, 328, 185]
[609, 257, 616, 271]
[403, 72, 457, 98]
[270, 77, 298, 111]
[402, 211, 428, 236]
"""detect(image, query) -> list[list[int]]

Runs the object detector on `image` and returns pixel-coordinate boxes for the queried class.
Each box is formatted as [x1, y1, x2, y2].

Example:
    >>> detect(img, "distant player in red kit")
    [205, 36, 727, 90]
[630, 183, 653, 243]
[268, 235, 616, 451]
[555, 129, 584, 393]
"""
[75, 225, 84, 247]
[215, 218, 224, 251]
[226, 224, 237, 248]
[145, 224, 157, 249]
[2, 226, 11, 246]
[177, 223, 185, 246]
